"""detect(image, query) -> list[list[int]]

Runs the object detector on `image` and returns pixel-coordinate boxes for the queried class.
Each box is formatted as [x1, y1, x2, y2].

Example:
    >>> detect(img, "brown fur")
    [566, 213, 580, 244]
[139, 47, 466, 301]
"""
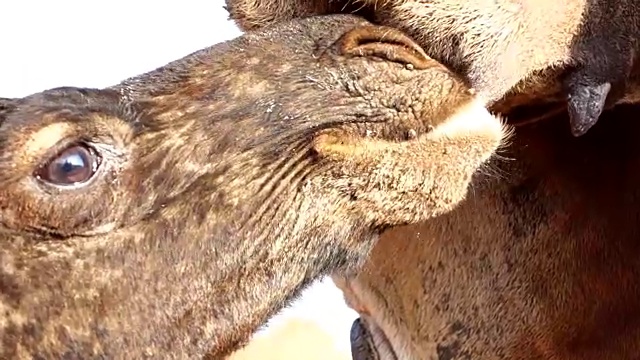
[331, 102, 640, 359]
[0, 14, 506, 359]
[224, 0, 640, 136]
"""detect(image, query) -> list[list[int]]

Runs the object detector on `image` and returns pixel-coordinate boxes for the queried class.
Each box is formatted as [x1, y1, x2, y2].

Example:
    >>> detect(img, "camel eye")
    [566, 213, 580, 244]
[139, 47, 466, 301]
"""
[35, 143, 101, 187]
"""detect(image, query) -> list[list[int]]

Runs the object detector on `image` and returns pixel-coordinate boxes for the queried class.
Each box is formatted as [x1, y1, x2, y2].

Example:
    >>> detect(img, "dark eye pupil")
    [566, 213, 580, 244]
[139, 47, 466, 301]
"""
[36, 144, 100, 186]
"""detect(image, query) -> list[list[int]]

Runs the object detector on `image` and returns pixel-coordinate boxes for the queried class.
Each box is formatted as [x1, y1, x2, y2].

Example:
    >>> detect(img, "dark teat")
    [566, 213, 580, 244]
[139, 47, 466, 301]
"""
[562, 1, 639, 136]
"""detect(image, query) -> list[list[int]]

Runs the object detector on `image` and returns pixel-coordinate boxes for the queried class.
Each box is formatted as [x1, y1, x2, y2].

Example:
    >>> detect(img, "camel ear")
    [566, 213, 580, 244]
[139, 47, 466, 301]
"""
[0, 97, 16, 108]
[0, 98, 17, 122]
[336, 25, 434, 70]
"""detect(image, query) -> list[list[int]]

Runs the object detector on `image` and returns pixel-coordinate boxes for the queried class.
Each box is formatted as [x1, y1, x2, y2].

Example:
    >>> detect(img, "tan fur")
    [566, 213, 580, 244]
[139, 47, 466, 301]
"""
[0, 15, 506, 359]
[224, 0, 640, 136]
[331, 102, 640, 359]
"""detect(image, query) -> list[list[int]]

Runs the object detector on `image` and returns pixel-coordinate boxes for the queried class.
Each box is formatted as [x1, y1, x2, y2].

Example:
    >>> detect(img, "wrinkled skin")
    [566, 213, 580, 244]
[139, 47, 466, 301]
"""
[0, 14, 506, 359]
[225, 0, 640, 136]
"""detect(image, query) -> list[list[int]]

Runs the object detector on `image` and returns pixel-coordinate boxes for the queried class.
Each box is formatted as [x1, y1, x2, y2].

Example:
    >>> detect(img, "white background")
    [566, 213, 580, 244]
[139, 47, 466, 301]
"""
[0, 0, 358, 353]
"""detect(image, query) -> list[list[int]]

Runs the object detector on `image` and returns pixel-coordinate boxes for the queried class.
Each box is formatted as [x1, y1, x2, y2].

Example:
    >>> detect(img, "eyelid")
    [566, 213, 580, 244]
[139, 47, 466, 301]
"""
[33, 142, 104, 192]
[34, 137, 92, 172]
[16, 121, 75, 167]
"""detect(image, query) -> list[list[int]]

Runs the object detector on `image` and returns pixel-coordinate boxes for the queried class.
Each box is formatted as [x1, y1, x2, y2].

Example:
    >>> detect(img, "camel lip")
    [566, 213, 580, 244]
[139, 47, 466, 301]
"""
[350, 315, 399, 360]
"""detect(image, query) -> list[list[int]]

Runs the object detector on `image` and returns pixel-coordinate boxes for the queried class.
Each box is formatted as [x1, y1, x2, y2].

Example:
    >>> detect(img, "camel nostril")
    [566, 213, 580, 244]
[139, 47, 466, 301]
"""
[336, 25, 434, 70]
